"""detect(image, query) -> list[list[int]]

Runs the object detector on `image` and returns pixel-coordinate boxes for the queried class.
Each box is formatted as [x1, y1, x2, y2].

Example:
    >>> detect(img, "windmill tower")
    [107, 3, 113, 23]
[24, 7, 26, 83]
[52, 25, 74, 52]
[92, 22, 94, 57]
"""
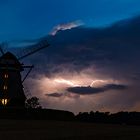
[0, 40, 49, 108]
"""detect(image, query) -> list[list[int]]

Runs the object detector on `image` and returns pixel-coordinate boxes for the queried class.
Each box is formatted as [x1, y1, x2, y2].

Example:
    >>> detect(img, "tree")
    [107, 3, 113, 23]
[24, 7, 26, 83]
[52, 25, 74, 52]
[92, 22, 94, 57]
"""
[25, 97, 42, 109]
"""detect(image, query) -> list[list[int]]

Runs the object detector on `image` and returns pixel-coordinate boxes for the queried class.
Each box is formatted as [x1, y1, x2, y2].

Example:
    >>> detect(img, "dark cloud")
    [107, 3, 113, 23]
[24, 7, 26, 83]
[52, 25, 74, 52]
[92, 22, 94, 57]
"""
[18, 15, 140, 80]
[45, 93, 63, 98]
[45, 92, 80, 99]
[67, 86, 103, 95]
[67, 84, 127, 95]
[8, 15, 140, 113]
[103, 84, 127, 90]
[15, 15, 140, 85]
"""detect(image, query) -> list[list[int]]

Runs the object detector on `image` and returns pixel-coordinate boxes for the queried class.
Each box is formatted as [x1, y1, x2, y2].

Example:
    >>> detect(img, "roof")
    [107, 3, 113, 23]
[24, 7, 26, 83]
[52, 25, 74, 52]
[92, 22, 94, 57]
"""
[0, 52, 23, 71]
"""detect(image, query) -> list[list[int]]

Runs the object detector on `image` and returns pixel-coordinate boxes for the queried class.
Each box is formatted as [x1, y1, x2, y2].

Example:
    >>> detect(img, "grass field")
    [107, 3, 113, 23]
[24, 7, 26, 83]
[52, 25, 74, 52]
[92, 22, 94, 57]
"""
[0, 120, 140, 140]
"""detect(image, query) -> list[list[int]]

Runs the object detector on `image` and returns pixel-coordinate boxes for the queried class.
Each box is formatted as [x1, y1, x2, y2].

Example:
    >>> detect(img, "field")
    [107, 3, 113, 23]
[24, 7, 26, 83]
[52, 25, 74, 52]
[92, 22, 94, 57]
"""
[0, 120, 140, 140]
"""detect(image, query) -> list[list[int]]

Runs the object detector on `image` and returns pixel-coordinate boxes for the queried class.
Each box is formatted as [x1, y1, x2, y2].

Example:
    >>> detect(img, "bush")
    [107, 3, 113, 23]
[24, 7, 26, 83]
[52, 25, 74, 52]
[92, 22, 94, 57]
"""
[25, 97, 42, 109]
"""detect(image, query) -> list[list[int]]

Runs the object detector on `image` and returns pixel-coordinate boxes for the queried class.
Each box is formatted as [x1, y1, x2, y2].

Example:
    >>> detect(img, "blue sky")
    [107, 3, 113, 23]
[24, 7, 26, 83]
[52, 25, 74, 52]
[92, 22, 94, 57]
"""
[0, 0, 140, 41]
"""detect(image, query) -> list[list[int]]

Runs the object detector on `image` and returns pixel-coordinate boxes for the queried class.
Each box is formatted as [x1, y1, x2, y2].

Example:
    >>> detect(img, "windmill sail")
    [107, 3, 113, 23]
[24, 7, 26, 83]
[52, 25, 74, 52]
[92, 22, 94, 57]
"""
[0, 47, 4, 55]
[0, 42, 8, 55]
[22, 65, 34, 83]
[18, 39, 49, 60]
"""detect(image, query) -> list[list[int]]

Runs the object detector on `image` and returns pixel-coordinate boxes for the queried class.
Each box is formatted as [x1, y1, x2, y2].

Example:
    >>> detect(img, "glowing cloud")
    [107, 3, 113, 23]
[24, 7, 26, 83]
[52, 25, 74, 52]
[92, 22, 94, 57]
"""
[25, 69, 128, 113]
[54, 78, 80, 87]
[90, 79, 120, 87]
[50, 20, 83, 36]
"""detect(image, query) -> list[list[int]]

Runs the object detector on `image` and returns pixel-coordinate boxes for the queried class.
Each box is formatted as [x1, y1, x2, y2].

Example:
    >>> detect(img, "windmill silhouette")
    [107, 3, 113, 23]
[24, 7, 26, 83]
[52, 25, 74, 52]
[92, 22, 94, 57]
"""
[0, 39, 49, 108]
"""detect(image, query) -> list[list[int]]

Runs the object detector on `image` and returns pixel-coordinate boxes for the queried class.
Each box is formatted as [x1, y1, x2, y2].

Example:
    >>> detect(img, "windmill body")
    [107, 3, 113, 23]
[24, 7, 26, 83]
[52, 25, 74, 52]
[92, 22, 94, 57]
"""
[0, 40, 49, 108]
[0, 52, 25, 107]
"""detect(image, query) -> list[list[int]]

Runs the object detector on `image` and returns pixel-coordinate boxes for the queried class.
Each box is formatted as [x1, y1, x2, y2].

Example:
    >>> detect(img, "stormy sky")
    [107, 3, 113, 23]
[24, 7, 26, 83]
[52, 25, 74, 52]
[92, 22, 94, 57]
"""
[21, 15, 140, 114]
[0, 0, 140, 113]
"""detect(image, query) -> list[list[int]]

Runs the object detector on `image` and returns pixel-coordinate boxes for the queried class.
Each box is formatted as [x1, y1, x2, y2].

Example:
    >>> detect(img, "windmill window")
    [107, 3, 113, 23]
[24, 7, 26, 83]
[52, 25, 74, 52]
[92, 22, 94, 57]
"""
[4, 74, 8, 78]
[2, 99, 7, 105]
[3, 85, 7, 90]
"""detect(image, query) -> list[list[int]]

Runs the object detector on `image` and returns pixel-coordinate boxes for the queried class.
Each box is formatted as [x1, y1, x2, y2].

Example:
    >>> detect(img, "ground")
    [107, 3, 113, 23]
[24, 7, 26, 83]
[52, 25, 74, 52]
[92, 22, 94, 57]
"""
[0, 120, 140, 140]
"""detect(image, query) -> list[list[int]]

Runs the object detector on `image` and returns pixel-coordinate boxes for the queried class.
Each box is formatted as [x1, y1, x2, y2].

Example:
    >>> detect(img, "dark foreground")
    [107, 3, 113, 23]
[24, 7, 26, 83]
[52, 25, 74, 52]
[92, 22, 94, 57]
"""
[1, 120, 140, 140]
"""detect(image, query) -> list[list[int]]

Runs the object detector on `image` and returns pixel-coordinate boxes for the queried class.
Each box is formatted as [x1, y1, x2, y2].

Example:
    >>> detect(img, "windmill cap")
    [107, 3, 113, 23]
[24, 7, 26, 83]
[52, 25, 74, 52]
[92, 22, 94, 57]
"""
[0, 52, 23, 71]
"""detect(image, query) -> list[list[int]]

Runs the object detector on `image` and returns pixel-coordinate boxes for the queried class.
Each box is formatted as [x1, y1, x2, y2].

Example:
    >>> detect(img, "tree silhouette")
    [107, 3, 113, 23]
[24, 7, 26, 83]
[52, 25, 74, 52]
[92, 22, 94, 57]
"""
[25, 97, 42, 109]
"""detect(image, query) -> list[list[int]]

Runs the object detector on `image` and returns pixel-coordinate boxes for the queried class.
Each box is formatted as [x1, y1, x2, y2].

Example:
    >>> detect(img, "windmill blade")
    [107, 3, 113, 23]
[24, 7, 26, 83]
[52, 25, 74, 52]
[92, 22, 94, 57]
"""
[18, 39, 49, 60]
[0, 42, 8, 55]
[0, 46, 4, 55]
[8, 39, 39, 48]
[22, 65, 34, 83]
[23, 84, 32, 97]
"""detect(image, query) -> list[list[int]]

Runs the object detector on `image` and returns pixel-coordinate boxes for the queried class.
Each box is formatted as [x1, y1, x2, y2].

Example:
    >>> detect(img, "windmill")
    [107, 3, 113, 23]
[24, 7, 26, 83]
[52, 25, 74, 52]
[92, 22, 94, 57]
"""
[0, 39, 49, 108]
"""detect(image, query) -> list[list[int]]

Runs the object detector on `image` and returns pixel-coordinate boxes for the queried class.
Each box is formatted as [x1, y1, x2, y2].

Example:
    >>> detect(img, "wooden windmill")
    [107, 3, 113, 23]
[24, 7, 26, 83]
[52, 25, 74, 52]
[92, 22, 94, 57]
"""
[0, 40, 49, 108]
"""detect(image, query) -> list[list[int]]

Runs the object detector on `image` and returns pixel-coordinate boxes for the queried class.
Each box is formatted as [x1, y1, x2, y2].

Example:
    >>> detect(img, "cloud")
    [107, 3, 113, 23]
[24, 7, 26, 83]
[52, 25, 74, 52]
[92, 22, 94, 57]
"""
[8, 39, 39, 48]
[45, 92, 80, 99]
[50, 20, 83, 36]
[103, 84, 127, 90]
[67, 84, 127, 95]
[16, 15, 140, 113]
[45, 93, 63, 98]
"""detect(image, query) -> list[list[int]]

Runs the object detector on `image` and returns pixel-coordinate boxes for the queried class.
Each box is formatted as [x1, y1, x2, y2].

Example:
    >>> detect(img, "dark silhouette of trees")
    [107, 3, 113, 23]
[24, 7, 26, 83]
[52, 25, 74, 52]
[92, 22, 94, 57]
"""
[75, 111, 140, 125]
[25, 96, 42, 109]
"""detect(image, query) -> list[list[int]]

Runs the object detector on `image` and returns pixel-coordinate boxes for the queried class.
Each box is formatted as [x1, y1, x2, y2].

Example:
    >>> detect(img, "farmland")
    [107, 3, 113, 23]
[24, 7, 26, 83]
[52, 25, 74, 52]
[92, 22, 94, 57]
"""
[0, 120, 140, 140]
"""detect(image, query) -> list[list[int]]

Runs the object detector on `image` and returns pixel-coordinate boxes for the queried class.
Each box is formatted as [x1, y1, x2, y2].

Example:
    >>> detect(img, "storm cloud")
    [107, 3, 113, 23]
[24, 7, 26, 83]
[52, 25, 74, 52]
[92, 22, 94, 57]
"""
[46, 93, 63, 98]
[67, 84, 127, 95]
[9, 15, 140, 113]
[23, 15, 140, 79]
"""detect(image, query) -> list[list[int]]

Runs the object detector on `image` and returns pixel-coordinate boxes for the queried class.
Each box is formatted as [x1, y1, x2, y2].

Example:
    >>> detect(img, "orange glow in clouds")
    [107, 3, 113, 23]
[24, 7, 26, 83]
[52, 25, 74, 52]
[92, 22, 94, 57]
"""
[37, 73, 119, 96]
[54, 79, 80, 87]
[26, 72, 125, 113]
